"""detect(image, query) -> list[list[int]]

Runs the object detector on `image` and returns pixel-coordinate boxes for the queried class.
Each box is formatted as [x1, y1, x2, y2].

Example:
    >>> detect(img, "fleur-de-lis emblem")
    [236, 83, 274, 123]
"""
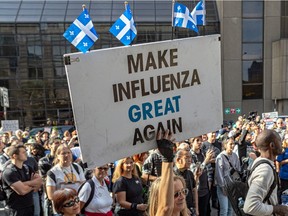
[69, 31, 74, 36]
[84, 14, 89, 19]
[126, 36, 130, 40]
[83, 42, 88, 47]
[116, 25, 120, 30]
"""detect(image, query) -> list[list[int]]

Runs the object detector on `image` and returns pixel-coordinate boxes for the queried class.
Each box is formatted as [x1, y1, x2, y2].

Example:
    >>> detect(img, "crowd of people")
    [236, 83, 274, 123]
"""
[0, 114, 288, 216]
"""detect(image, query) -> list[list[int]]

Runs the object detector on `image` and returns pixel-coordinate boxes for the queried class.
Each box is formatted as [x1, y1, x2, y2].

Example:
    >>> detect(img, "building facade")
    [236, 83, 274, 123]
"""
[0, 0, 286, 129]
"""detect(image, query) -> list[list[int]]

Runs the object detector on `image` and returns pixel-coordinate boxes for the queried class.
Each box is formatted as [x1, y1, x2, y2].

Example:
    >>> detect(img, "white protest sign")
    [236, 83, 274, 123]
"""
[262, 111, 278, 119]
[0, 87, 9, 108]
[1, 120, 19, 132]
[64, 35, 222, 167]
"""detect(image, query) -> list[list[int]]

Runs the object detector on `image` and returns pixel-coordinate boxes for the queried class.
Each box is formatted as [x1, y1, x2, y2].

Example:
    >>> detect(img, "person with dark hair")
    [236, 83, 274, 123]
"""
[201, 132, 221, 210]
[215, 137, 240, 216]
[190, 136, 214, 216]
[30, 143, 46, 162]
[52, 188, 80, 216]
[39, 137, 61, 216]
[78, 164, 113, 215]
[2, 144, 42, 216]
[244, 129, 288, 216]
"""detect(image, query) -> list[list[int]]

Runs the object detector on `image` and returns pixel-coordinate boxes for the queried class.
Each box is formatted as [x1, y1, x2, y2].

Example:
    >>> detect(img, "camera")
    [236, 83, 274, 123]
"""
[247, 111, 257, 121]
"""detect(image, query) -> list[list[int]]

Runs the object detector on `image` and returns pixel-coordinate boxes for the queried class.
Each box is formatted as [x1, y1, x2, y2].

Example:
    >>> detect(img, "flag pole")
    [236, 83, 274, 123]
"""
[202, 0, 206, 35]
[82, 4, 86, 11]
[171, 0, 175, 40]
[124, 1, 132, 46]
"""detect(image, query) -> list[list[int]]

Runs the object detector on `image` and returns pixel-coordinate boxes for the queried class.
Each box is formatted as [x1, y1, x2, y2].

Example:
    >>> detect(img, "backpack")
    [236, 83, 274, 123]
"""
[46, 163, 81, 183]
[0, 171, 7, 201]
[77, 177, 110, 214]
[0, 163, 30, 201]
[45, 163, 81, 216]
[224, 159, 278, 216]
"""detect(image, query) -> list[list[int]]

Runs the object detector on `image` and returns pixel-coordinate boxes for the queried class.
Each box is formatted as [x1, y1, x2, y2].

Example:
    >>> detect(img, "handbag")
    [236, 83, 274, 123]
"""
[223, 155, 242, 182]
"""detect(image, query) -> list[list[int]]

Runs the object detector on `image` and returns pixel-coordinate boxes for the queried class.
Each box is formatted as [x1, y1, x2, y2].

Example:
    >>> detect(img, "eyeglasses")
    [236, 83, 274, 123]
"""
[60, 151, 71, 155]
[63, 197, 80, 208]
[124, 161, 134, 165]
[174, 188, 189, 198]
[97, 167, 109, 171]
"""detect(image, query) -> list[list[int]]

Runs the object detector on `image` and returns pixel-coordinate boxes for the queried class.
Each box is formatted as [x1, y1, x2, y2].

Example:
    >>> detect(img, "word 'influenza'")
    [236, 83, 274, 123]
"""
[112, 69, 201, 102]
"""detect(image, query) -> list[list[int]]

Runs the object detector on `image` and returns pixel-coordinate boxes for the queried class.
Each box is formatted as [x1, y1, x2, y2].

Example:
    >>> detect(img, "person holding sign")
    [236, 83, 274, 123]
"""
[148, 130, 189, 216]
[112, 157, 147, 216]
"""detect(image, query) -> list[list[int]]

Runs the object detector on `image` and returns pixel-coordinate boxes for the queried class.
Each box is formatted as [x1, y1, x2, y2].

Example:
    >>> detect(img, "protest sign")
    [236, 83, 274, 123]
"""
[1, 120, 19, 133]
[64, 35, 222, 167]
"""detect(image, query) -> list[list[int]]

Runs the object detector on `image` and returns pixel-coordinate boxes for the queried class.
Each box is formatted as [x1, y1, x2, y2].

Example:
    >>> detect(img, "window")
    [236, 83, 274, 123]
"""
[242, 0, 264, 100]
[242, 19, 263, 42]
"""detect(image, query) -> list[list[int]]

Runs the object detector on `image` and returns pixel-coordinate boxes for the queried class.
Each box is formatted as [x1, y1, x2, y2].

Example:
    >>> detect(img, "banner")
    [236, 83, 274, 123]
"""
[64, 35, 222, 167]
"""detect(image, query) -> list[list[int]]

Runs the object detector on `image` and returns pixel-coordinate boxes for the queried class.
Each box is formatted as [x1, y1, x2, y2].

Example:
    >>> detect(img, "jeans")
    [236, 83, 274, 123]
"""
[217, 186, 233, 216]
[33, 191, 40, 216]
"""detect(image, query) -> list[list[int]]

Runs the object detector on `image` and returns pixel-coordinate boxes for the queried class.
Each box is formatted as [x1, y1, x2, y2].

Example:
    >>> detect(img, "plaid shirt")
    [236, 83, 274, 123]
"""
[142, 150, 163, 177]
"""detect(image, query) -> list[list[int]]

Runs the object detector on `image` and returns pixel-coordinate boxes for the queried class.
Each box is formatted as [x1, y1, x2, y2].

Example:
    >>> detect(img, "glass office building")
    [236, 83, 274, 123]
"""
[1, 0, 287, 128]
[0, 0, 220, 128]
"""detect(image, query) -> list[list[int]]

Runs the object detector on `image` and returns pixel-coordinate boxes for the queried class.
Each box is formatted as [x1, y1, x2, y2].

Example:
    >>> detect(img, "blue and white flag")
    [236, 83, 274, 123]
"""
[63, 8, 98, 53]
[109, 4, 137, 46]
[173, 3, 198, 33]
[191, 0, 206, 26]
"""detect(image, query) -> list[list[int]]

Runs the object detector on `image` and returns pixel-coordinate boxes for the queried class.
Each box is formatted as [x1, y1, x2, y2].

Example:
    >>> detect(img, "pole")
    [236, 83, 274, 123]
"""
[202, 0, 206, 35]
[82, 4, 86, 11]
[4, 107, 6, 120]
[171, 0, 175, 40]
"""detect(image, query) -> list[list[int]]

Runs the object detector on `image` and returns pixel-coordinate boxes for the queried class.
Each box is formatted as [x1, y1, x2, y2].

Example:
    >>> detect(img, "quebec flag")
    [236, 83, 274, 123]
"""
[109, 4, 137, 46]
[173, 3, 198, 33]
[63, 8, 98, 53]
[191, 0, 206, 26]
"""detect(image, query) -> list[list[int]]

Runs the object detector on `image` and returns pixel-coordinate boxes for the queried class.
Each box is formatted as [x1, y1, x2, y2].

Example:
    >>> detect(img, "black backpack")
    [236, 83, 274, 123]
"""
[224, 159, 278, 216]
[46, 163, 81, 183]
[0, 163, 30, 201]
[0, 171, 7, 201]
[77, 178, 109, 214]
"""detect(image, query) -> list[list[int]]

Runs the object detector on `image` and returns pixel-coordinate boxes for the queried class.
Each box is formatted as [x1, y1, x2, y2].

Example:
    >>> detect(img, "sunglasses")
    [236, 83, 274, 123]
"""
[174, 188, 189, 198]
[63, 197, 80, 208]
[97, 167, 109, 171]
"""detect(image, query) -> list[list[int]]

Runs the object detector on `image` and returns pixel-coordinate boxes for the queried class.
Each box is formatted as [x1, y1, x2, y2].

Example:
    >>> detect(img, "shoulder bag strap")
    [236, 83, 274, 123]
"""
[249, 160, 278, 204]
[223, 154, 235, 170]
[72, 163, 80, 175]
[82, 179, 95, 211]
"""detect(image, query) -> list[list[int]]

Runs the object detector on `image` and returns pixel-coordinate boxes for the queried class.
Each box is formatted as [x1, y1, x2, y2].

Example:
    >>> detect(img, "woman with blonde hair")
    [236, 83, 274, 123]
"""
[46, 144, 85, 215]
[149, 176, 189, 216]
[112, 157, 147, 216]
[148, 130, 190, 216]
